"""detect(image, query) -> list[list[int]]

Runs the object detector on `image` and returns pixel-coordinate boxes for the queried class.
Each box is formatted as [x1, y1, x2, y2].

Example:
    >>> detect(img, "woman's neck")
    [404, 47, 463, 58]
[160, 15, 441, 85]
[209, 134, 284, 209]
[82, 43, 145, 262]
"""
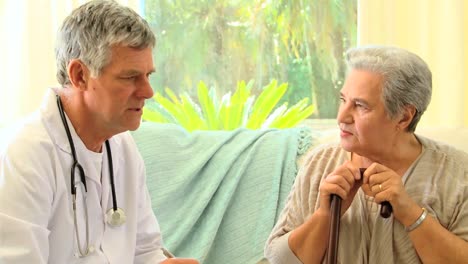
[352, 133, 422, 176]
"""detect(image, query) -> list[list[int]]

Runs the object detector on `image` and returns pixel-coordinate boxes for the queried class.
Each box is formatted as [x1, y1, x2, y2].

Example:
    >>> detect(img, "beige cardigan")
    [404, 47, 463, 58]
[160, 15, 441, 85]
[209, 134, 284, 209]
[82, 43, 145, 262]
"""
[265, 135, 468, 264]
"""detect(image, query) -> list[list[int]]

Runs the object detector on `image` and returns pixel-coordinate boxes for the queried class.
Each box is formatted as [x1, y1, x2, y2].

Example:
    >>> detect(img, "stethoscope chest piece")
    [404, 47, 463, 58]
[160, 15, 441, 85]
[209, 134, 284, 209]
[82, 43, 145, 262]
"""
[106, 208, 126, 227]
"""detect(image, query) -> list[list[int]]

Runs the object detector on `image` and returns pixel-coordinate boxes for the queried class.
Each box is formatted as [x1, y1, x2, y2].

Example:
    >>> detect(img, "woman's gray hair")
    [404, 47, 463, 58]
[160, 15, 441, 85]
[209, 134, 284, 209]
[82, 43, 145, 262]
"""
[55, 0, 156, 86]
[345, 45, 432, 132]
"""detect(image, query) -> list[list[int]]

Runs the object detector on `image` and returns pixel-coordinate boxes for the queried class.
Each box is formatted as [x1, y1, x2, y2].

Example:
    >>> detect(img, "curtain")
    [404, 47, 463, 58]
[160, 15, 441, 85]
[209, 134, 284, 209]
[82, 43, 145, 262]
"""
[0, 0, 141, 127]
[358, 0, 467, 128]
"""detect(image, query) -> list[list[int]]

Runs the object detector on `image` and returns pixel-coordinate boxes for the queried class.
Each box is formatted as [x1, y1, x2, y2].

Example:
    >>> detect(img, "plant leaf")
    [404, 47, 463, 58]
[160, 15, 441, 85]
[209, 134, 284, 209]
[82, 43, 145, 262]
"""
[197, 81, 219, 129]
[180, 93, 206, 131]
[269, 98, 315, 128]
[226, 80, 252, 130]
[153, 92, 187, 125]
[142, 108, 169, 123]
[246, 80, 287, 129]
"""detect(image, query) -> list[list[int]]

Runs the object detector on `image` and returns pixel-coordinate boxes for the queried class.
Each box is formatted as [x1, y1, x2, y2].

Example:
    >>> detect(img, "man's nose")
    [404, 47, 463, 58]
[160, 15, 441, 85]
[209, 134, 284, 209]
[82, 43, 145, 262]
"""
[139, 77, 154, 99]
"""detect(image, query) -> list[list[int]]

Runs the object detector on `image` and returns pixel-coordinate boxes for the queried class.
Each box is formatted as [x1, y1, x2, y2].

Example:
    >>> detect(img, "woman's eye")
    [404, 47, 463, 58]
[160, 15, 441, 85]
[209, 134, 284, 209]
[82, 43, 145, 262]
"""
[355, 102, 368, 109]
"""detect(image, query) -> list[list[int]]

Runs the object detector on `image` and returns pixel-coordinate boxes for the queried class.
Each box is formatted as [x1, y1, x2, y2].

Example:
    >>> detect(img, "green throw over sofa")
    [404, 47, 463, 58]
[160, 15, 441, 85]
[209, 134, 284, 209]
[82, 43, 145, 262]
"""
[131, 122, 316, 264]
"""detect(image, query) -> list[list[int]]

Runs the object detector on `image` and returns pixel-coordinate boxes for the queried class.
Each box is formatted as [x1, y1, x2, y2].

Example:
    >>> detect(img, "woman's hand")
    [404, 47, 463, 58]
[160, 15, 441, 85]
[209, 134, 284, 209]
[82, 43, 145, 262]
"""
[319, 161, 362, 216]
[362, 163, 420, 225]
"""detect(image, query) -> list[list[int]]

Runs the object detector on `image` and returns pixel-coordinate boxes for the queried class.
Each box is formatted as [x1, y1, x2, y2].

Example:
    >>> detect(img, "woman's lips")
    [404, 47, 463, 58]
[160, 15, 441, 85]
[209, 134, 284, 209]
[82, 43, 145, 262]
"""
[340, 129, 353, 137]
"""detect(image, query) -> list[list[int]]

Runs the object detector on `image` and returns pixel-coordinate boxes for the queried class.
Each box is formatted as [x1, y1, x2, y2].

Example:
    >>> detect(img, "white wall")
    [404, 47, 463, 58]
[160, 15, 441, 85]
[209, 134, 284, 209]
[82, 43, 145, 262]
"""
[358, 0, 468, 129]
[0, 0, 142, 127]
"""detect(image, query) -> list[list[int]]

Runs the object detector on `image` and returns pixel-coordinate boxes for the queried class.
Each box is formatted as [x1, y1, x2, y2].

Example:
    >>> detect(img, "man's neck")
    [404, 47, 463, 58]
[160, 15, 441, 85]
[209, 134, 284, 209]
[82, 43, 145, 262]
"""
[56, 89, 108, 153]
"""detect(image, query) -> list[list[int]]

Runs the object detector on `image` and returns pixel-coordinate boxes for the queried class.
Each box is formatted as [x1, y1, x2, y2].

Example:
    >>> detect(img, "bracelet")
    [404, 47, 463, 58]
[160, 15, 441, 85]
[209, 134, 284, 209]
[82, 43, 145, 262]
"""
[405, 208, 428, 232]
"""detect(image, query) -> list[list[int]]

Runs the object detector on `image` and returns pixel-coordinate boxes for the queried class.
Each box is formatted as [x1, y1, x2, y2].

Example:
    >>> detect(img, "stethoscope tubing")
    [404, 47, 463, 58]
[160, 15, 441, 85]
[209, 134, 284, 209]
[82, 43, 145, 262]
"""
[105, 140, 118, 212]
[56, 94, 124, 257]
[56, 94, 119, 206]
[57, 95, 87, 194]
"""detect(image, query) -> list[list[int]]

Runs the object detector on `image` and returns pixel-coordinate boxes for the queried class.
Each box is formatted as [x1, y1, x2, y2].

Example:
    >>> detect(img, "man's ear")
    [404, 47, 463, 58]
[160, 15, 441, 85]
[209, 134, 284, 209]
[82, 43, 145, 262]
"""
[397, 105, 417, 131]
[67, 59, 90, 90]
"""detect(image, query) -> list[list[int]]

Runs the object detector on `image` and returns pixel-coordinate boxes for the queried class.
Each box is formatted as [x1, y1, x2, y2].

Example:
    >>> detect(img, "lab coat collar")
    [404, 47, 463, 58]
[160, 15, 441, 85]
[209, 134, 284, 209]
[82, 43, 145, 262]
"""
[39, 88, 122, 184]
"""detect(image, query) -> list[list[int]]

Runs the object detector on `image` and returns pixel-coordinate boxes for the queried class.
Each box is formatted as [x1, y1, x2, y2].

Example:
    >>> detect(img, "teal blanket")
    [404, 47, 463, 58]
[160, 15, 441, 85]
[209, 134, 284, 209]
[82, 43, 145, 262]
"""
[131, 122, 313, 263]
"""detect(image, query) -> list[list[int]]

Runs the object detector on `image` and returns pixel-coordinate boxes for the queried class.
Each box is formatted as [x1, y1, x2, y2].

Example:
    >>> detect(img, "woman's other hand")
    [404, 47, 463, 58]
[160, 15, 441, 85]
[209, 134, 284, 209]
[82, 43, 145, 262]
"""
[362, 163, 421, 225]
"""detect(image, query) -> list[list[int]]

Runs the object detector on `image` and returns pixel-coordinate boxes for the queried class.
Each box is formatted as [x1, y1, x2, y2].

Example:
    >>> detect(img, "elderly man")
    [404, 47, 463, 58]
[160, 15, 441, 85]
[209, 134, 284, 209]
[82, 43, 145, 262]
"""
[0, 1, 198, 263]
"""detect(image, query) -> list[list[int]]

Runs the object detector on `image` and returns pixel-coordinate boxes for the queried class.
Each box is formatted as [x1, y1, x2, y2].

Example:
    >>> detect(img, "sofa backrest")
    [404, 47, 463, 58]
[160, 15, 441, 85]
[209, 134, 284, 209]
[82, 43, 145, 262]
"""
[131, 122, 314, 264]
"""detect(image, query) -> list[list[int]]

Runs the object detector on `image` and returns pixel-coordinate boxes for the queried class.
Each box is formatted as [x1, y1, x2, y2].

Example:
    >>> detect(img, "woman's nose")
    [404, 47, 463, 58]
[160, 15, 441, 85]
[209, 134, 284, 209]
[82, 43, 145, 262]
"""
[337, 103, 352, 124]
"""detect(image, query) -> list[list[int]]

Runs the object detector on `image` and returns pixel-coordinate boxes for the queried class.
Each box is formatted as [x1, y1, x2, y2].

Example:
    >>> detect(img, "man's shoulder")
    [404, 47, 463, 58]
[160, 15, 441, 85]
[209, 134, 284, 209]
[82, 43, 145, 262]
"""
[0, 113, 53, 157]
[112, 131, 137, 149]
[111, 131, 143, 161]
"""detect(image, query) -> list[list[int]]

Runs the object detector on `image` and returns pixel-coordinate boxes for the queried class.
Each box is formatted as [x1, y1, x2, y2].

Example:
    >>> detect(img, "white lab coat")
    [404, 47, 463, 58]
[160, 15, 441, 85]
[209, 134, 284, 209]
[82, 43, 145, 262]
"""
[0, 89, 167, 263]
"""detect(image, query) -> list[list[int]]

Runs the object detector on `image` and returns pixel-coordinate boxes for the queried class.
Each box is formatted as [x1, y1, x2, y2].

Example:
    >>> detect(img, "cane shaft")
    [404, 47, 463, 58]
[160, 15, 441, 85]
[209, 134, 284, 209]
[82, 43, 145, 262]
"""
[326, 194, 341, 264]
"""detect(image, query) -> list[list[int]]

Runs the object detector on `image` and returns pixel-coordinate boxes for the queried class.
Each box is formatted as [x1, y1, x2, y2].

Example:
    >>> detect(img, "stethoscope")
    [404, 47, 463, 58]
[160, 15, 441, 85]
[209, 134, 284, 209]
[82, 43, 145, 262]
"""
[56, 94, 126, 257]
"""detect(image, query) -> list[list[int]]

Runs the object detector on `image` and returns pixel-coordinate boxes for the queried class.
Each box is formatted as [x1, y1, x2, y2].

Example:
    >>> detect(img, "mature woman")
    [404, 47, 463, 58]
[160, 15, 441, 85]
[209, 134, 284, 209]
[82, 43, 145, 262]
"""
[264, 46, 468, 263]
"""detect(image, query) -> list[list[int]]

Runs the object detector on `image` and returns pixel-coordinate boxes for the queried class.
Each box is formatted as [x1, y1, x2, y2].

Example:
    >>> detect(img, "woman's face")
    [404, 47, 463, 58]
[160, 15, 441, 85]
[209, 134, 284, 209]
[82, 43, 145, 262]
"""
[337, 69, 400, 158]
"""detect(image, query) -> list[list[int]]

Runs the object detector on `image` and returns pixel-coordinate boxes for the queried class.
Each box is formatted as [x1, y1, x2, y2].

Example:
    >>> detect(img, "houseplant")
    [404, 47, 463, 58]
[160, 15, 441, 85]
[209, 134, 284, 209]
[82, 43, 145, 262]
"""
[142, 79, 315, 131]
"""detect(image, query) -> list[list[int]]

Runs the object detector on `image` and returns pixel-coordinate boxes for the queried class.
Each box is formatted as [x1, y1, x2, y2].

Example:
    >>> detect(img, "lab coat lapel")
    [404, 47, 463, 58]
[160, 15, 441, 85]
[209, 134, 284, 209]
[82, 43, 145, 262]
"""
[40, 88, 101, 185]
[40, 88, 73, 155]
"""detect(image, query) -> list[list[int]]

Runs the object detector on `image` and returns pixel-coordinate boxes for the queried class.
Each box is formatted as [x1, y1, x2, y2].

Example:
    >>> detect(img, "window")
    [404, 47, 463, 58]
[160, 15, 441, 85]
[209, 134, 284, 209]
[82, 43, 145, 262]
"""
[143, 0, 357, 119]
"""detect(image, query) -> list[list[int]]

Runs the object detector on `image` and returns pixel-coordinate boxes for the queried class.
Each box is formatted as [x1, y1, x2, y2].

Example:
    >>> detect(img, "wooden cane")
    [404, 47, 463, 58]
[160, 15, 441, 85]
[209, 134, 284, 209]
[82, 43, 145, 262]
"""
[325, 168, 393, 264]
[325, 193, 341, 264]
[325, 168, 365, 264]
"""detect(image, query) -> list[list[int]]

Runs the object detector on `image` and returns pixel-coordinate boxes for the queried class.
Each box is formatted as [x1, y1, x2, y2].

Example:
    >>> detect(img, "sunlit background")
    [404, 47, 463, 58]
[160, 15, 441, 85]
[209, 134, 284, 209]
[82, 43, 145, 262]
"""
[0, 0, 466, 129]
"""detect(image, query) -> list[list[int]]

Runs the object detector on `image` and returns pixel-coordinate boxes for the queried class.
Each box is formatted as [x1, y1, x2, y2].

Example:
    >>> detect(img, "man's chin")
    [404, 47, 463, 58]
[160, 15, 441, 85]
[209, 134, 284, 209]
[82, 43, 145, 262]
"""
[116, 120, 142, 133]
[128, 122, 142, 131]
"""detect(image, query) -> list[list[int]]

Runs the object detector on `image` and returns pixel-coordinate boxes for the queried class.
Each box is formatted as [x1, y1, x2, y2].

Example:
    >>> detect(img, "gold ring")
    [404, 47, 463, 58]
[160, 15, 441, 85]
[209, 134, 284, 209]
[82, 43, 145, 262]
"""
[379, 184, 382, 191]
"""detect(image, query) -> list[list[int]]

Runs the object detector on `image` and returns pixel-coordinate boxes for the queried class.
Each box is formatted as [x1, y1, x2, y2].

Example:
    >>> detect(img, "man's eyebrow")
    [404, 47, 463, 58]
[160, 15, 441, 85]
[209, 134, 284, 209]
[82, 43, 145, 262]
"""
[120, 69, 155, 75]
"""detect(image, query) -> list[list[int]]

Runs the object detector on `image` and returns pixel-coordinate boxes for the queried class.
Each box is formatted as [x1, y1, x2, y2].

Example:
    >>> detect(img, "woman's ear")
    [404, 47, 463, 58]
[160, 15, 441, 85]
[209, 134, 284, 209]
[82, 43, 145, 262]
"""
[67, 59, 90, 90]
[398, 105, 417, 131]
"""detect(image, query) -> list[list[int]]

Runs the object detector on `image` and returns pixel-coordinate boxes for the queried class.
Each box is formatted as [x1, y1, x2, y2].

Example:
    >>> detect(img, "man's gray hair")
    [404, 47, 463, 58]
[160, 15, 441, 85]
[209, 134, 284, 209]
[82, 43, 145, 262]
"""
[55, 0, 156, 86]
[345, 45, 432, 132]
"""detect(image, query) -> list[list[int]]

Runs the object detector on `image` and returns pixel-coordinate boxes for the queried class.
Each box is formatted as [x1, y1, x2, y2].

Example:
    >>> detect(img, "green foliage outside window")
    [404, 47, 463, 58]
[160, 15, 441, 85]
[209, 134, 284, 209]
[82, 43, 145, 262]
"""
[143, 0, 357, 124]
[143, 79, 315, 131]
